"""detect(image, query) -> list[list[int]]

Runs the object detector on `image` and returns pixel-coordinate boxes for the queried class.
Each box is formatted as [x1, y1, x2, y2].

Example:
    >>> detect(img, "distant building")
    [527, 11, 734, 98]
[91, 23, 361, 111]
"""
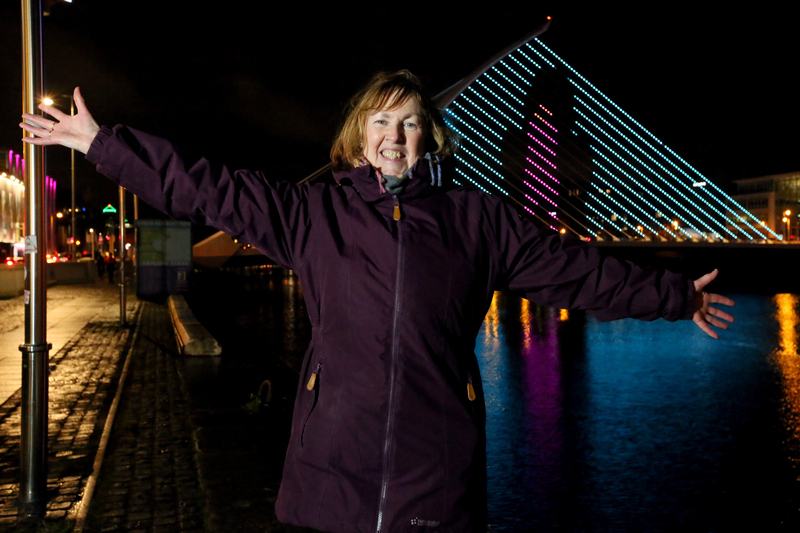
[1, 148, 58, 257]
[732, 172, 800, 240]
[1, 149, 25, 249]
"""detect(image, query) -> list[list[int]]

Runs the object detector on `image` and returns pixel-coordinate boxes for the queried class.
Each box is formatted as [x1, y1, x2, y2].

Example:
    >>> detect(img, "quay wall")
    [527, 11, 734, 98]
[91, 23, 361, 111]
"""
[598, 242, 800, 294]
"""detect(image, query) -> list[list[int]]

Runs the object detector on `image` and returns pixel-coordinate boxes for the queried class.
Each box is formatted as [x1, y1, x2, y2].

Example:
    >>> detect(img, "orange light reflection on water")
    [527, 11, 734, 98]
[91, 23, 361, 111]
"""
[483, 292, 501, 347]
[773, 293, 800, 466]
[521, 298, 532, 351]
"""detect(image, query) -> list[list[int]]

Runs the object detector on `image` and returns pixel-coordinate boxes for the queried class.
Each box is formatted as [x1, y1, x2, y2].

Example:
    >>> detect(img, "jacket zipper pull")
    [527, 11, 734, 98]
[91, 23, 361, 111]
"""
[306, 362, 322, 391]
[393, 195, 402, 221]
[467, 373, 476, 401]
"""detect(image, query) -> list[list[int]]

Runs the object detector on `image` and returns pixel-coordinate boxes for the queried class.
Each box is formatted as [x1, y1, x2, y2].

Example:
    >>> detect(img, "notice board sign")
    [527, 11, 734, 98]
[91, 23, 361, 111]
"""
[136, 219, 192, 298]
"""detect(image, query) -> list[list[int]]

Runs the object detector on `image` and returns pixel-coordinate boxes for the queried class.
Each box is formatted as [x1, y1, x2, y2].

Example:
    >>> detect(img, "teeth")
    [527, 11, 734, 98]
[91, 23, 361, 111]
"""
[381, 150, 404, 159]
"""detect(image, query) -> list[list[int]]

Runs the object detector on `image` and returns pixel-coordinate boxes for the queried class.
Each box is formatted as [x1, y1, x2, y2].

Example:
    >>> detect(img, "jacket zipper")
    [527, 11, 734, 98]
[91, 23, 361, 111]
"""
[301, 360, 323, 446]
[467, 372, 476, 402]
[376, 195, 404, 532]
[306, 361, 322, 391]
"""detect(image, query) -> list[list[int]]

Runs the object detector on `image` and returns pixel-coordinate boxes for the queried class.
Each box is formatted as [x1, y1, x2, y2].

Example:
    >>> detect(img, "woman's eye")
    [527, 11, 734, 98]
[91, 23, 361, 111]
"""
[375, 119, 388, 125]
[404, 122, 418, 129]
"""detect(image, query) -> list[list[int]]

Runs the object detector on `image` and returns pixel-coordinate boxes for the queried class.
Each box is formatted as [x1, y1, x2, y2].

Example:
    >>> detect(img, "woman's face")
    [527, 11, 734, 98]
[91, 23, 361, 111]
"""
[362, 96, 426, 177]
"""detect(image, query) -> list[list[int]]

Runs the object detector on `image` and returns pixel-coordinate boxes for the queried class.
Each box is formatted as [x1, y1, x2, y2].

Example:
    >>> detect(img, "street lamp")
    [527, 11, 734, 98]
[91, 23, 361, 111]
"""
[43, 94, 76, 260]
[20, 0, 49, 515]
[784, 210, 791, 240]
[21, 2, 77, 510]
[119, 186, 126, 326]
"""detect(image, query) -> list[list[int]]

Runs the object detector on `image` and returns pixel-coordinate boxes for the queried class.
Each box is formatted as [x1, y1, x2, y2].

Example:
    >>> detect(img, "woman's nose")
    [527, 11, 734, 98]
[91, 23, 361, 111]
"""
[385, 123, 404, 143]
[390, 124, 405, 143]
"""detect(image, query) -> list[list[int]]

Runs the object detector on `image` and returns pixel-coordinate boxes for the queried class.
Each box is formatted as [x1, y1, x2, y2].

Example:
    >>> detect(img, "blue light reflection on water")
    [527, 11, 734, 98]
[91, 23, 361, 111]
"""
[478, 292, 800, 532]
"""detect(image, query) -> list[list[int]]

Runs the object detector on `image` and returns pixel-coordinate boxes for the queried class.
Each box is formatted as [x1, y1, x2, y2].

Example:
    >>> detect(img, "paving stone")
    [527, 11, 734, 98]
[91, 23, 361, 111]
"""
[82, 302, 208, 533]
[0, 281, 319, 532]
[0, 284, 139, 531]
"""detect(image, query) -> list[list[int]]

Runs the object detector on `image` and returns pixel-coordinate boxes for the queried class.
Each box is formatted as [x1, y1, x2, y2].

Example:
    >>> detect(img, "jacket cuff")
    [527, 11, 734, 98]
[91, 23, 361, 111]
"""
[682, 277, 696, 320]
[85, 126, 114, 166]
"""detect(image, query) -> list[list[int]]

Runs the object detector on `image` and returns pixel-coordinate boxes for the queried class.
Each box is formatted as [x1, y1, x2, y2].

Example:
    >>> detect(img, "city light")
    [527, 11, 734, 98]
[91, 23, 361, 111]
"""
[784, 210, 792, 239]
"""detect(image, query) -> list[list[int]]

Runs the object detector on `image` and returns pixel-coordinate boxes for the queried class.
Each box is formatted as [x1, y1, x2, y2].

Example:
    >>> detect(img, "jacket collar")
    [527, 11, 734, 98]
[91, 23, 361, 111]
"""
[332, 156, 449, 202]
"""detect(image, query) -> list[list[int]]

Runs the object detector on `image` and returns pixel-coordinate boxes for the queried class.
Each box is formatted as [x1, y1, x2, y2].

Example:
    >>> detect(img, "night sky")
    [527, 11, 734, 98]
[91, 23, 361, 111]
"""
[0, 2, 797, 222]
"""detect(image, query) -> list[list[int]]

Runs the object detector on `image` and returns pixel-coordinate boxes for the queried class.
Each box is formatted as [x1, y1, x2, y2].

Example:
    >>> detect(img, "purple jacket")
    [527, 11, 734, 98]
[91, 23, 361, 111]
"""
[88, 125, 695, 533]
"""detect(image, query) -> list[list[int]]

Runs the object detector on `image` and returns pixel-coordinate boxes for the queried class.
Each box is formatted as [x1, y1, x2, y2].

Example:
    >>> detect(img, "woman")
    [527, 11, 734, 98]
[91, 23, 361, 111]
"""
[22, 71, 734, 532]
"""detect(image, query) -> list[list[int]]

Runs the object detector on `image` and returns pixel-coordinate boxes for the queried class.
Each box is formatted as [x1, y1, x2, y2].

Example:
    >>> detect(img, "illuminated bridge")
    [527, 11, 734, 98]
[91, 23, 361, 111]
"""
[218, 22, 791, 275]
[436, 24, 780, 243]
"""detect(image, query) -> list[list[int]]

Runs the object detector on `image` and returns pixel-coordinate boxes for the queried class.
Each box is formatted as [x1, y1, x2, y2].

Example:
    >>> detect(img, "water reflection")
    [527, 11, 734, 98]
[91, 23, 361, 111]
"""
[483, 292, 501, 343]
[479, 293, 578, 530]
[773, 294, 800, 470]
[478, 292, 800, 531]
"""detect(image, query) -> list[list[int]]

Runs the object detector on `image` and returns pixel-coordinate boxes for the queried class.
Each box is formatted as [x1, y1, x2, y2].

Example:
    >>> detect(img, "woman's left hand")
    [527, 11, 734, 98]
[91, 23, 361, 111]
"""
[20, 87, 99, 154]
[692, 269, 735, 339]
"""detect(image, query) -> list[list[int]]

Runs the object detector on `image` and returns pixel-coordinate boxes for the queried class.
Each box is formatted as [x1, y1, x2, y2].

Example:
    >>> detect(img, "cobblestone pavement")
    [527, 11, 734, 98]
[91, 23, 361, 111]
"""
[0, 284, 140, 531]
[0, 283, 314, 532]
[0, 284, 113, 337]
[81, 302, 205, 533]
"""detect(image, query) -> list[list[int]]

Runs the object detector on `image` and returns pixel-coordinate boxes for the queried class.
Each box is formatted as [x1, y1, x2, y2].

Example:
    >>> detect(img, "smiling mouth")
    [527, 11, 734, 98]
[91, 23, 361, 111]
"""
[381, 150, 405, 160]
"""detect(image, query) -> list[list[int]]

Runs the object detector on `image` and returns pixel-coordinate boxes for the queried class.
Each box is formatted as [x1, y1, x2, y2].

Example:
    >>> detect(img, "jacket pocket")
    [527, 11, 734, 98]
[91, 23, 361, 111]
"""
[300, 360, 323, 447]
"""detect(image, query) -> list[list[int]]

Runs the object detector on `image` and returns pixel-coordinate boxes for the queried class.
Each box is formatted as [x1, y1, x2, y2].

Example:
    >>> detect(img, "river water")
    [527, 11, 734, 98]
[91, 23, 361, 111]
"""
[190, 269, 800, 532]
[478, 292, 800, 531]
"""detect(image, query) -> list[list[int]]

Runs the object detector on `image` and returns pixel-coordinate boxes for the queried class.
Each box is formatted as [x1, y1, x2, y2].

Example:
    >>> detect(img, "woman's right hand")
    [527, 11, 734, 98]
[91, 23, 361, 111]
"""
[20, 87, 100, 154]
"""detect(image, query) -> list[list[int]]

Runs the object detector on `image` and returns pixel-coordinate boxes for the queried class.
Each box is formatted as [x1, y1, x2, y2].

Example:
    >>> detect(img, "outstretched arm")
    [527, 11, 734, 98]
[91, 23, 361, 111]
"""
[20, 87, 99, 154]
[692, 269, 735, 339]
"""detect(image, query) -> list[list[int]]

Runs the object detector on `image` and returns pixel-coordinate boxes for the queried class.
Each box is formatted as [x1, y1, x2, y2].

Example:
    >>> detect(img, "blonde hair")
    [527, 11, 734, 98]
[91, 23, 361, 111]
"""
[330, 70, 458, 171]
